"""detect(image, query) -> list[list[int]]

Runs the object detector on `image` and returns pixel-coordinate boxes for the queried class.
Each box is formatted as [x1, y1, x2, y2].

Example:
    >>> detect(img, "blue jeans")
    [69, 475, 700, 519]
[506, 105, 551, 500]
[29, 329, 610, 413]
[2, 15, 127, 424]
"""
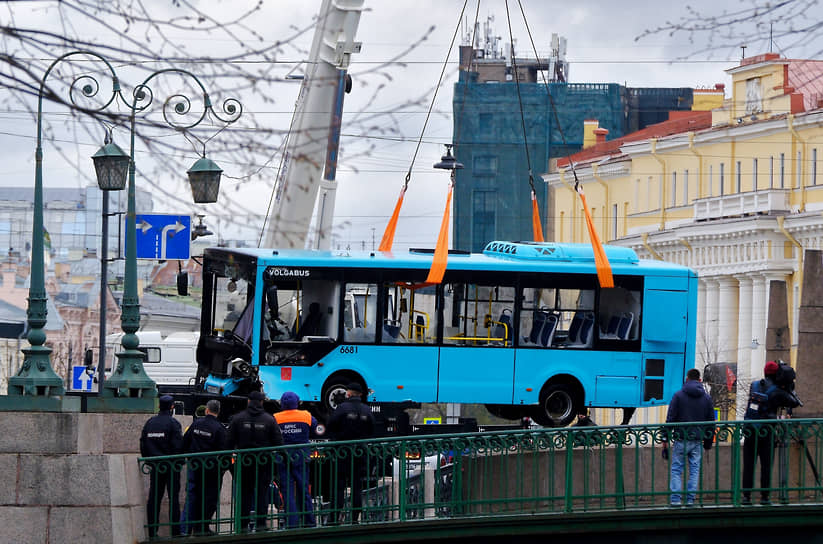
[278, 454, 315, 528]
[669, 440, 702, 504]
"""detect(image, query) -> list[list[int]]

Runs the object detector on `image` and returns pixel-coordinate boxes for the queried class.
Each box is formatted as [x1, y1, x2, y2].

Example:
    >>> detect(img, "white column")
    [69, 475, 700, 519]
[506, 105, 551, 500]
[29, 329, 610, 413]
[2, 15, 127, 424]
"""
[696, 279, 707, 365]
[703, 278, 720, 365]
[735, 274, 753, 418]
[750, 274, 768, 380]
[717, 277, 740, 363]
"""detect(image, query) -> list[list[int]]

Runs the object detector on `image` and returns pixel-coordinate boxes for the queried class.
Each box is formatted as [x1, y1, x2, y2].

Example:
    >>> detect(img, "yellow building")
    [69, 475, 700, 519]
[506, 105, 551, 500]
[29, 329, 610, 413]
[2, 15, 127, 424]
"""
[543, 53, 823, 423]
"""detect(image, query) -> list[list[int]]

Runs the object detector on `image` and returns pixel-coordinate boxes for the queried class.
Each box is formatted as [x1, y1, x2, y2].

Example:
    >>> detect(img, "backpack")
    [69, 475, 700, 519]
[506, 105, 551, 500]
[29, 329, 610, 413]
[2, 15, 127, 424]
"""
[774, 361, 796, 390]
[744, 378, 779, 420]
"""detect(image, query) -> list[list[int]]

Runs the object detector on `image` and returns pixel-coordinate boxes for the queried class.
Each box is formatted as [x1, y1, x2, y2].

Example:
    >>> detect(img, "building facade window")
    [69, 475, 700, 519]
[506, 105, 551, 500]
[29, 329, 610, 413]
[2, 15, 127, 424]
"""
[769, 156, 774, 188]
[683, 170, 689, 203]
[753, 158, 758, 191]
[612, 203, 618, 240]
[780, 153, 785, 188]
[634, 179, 640, 212]
[671, 171, 677, 206]
[719, 162, 725, 195]
[813, 148, 818, 186]
[736, 161, 742, 193]
[472, 190, 496, 252]
[708, 164, 713, 196]
[797, 151, 802, 188]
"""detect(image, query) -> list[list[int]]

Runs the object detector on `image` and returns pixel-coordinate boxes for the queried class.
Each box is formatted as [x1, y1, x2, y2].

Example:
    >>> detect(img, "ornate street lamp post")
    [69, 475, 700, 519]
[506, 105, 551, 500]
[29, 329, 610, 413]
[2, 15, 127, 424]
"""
[1, 51, 241, 411]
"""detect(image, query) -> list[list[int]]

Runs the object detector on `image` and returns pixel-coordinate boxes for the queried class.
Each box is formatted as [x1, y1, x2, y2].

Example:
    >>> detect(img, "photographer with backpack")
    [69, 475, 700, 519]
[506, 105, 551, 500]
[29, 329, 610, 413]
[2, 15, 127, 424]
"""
[741, 360, 801, 505]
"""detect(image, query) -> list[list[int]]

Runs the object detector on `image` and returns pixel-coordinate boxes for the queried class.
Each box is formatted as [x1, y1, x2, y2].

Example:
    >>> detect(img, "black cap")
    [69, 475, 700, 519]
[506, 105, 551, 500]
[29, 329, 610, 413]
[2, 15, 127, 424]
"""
[248, 391, 265, 402]
[159, 395, 174, 410]
[346, 382, 363, 393]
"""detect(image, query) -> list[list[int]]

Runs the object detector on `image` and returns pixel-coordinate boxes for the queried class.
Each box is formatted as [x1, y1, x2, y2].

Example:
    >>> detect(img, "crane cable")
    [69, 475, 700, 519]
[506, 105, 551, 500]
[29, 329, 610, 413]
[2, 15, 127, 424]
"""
[515, 0, 612, 287]
[378, 0, 470, 255]
[504, 0, 543, 243]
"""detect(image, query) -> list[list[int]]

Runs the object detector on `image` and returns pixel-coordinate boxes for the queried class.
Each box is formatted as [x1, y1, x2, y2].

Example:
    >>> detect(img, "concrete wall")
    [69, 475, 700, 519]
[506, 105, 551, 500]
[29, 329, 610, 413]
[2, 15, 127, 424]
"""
[0, 412, 191, 544]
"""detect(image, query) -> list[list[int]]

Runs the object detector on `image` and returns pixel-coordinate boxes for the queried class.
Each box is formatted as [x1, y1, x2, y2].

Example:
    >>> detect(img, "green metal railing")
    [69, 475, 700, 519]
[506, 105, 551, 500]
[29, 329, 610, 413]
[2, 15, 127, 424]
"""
[138, 418, 823, 538]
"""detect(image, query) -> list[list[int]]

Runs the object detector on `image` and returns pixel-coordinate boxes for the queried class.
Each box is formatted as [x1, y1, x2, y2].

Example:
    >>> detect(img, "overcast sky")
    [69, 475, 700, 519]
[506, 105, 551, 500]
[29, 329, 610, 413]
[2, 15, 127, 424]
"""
[2, 0, 822, 251]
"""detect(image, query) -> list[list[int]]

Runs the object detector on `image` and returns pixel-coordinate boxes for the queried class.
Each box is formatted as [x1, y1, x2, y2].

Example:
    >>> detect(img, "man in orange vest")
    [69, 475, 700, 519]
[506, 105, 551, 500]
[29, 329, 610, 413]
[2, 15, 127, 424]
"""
[274, 391, 318, 528]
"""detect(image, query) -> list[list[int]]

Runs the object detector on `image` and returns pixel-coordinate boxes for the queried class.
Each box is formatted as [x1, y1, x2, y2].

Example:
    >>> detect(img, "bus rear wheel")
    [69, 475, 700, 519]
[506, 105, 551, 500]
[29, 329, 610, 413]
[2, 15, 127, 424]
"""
[532, 384, 580, 427]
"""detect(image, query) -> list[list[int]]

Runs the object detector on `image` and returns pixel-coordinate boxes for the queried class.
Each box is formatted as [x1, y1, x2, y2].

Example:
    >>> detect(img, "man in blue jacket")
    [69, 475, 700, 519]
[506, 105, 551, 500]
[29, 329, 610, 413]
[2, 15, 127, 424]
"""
[662, 368, 715, 506]
[183, 400, 227, 535]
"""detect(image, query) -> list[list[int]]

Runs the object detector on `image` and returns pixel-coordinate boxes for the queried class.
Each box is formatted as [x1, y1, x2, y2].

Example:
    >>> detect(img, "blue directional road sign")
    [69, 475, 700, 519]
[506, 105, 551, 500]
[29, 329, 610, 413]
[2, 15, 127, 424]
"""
[133, 214, 191, 260]
[72, 365, 95, 392]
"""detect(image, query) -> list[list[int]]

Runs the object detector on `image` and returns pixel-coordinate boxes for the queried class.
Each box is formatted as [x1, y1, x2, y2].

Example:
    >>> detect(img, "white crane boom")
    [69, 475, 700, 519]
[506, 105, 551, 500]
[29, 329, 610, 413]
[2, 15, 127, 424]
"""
[263, 0, 364, 250]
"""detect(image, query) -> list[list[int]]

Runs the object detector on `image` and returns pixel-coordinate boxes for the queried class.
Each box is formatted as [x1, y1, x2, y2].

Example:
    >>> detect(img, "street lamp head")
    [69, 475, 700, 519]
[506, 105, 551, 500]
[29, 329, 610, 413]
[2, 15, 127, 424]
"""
[91, 141, 129, 191]
[187, 156, 222, 203]
[433, 144, 464, 171]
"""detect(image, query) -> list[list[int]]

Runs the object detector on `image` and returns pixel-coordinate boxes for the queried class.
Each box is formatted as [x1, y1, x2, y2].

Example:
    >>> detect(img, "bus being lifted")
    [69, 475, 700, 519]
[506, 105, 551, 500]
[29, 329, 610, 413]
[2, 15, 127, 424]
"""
[194, 240, 697, 427]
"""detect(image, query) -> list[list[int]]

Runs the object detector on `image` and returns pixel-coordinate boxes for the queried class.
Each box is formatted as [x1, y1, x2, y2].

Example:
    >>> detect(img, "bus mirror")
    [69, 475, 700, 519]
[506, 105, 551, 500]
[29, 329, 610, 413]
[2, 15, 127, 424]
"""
[84, 348, 93, 367]
[177, 271, 188, 296]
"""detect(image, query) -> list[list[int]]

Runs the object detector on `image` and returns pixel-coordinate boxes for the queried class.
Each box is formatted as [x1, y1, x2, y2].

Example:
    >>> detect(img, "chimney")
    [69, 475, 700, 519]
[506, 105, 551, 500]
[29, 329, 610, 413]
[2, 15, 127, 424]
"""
[593, 128, 609, 145]
[583, 120, 599, 149]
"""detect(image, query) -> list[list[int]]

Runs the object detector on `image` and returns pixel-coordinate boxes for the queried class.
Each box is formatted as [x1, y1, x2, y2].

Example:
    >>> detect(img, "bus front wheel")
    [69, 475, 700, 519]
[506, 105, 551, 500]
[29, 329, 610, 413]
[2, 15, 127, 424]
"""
[533, 384, 580, 427]
[321, 375, 364, 415]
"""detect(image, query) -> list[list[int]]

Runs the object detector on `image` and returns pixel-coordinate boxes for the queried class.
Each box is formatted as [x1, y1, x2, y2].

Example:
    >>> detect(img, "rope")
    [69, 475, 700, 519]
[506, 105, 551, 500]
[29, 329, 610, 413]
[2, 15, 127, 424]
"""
[516, 0, 581, 190]
[504, 0, 536, 195]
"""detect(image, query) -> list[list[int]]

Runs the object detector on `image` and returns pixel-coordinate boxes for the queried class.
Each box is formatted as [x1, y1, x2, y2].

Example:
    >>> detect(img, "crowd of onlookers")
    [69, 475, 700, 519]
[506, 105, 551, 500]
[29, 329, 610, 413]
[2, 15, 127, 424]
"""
[139, 382, 373, 538]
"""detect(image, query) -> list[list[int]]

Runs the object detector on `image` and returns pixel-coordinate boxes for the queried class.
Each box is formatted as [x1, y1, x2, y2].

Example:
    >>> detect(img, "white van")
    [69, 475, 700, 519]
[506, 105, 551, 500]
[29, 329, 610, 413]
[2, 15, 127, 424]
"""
[105, 331, 199, 395]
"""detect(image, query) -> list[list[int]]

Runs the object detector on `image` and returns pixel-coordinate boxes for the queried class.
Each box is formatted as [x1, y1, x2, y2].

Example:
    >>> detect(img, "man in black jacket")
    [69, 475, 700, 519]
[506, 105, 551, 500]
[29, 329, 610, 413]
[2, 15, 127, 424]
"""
[662, 369, 715, 506]
[140, 395, 184, 538]
[327, 382, 375, 523]
[183, 400, 227, 535]
[228, 391, 283, 531]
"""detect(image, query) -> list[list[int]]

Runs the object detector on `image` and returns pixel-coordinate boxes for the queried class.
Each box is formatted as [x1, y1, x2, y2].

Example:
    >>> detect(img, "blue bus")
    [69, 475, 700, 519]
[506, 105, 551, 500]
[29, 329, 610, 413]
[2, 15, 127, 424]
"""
[195, 241, 697, 427]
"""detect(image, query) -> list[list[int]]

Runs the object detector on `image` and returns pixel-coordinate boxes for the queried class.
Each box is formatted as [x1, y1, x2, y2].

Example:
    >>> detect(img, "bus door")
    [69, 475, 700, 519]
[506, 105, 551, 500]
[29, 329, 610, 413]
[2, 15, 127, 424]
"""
[437, 282, 516, 404]
[641, 283, 689, 405]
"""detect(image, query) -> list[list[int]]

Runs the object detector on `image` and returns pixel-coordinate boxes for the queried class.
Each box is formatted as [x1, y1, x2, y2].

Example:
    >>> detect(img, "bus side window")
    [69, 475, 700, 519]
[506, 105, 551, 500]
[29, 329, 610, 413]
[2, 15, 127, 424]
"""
[344, 283, 377, 343]
[443, 283, 514, 347]
[380, 281, 437, 345]
[599, 286, 641, 341]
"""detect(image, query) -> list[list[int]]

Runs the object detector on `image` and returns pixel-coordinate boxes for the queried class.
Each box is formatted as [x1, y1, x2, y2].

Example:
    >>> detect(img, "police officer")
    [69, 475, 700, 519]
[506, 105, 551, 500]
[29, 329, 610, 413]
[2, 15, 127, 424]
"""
[140, 395, 183, 538]
[327, 382, 375, 523]
[741, 360, 800, 505]
[274, 391, 318, 528]
[183, 400, 227, 535]
[228, 391, 283, 531]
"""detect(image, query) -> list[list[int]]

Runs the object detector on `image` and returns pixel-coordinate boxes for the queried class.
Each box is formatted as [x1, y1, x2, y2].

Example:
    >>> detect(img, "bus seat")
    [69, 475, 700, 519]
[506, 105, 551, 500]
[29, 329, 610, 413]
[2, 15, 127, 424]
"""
[617, 312, 634, 339]
[493, 309, 513, 343]
[526, 310, 549, 345]
[414, 315, 426, 341]
[295, 302, 323, 340]
[602, 314, 620, 338]
[540, 313, 559, 347]
[383, 320, 401, 340]
[566, 311, 594, 347]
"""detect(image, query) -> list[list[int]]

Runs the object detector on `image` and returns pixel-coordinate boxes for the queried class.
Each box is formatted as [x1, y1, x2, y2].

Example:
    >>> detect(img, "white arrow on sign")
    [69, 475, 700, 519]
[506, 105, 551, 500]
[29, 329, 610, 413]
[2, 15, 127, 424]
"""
[138, 219, 153, 234]
[79, 370, 92, 391]
[160, 220, 187, 260]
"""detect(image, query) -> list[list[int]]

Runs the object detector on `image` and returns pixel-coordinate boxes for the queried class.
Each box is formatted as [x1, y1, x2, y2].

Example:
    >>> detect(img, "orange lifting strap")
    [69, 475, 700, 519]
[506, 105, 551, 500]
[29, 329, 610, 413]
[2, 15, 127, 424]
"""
[424, 183, 454, 284]
[531, 190, 544, 242]
[378, 187, 406, 252]
[577, 186, 614, 289]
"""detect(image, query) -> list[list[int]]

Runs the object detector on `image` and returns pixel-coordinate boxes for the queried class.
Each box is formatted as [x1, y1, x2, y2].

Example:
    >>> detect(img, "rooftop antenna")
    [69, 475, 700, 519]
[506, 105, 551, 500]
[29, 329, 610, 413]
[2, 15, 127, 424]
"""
[770, 23, 774, 52]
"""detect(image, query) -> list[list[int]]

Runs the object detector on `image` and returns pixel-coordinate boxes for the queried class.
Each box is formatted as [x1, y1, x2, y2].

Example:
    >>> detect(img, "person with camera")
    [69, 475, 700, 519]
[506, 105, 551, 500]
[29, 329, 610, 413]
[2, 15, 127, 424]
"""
[327, 383, 375, 524]
[661, 368, 715, 506]
[741, 360, 801, 505]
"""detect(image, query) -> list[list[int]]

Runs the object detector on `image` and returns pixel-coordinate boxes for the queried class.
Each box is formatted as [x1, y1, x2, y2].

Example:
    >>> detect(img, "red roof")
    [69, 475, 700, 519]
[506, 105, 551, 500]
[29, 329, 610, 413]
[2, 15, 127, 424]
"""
[557, 111, 712, 168]
[786, 59, 823, 111]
